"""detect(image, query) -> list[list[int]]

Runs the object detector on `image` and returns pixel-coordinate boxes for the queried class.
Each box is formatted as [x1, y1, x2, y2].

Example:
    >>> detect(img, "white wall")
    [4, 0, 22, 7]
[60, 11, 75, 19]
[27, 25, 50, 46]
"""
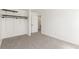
[0, 17, 2, 39]
[41, 9, 79, 45]
[27, 9, 32, 36]
[0, 18, 2, 46]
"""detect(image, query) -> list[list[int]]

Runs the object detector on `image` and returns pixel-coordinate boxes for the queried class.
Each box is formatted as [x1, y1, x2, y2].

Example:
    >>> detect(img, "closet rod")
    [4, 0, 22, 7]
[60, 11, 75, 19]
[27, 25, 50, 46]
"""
[2, 15, 28, 19]
[2, 9, 18, 13]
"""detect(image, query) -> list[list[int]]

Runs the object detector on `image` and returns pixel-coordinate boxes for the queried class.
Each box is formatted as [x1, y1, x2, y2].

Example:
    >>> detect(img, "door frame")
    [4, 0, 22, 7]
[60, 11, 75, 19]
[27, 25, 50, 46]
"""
[27, 9, 42, 36]
[31, 11, 39, 34]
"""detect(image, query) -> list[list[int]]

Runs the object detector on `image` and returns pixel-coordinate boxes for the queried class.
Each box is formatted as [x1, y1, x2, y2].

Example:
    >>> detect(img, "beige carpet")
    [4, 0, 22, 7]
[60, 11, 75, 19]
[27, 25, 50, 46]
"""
[1, 32, 79, 49]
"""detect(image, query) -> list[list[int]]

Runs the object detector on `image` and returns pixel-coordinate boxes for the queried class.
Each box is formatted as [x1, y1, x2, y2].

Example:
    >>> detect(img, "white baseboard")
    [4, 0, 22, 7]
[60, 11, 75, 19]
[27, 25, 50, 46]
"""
[42, 32, 79, 46]
[1, 34, 27, 39]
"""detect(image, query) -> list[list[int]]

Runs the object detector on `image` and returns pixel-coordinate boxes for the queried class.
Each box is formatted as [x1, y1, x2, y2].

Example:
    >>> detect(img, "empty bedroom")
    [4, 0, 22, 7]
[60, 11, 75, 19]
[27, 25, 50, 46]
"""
[0, 9, 79, 49]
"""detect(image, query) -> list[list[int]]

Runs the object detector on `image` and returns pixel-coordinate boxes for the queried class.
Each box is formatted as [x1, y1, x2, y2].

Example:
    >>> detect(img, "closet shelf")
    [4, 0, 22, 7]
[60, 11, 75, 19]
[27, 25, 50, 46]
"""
[2, 15, 28, 19]
[2, 9, 18, 13]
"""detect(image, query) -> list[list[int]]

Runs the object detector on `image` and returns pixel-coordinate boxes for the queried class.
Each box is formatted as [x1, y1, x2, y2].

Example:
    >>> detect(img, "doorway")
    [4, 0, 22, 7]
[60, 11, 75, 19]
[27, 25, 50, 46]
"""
[31, 12, 41, 34]
[38, 15, 41, 32]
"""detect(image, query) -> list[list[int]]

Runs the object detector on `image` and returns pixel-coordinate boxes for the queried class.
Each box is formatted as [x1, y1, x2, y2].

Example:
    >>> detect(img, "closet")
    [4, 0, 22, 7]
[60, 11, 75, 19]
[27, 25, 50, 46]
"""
[1, 9, 28, 39]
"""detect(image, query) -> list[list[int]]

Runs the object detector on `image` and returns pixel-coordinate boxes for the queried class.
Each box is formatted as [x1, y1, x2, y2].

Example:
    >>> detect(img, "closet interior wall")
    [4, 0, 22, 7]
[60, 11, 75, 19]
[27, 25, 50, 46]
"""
[0, 9, 28, 39]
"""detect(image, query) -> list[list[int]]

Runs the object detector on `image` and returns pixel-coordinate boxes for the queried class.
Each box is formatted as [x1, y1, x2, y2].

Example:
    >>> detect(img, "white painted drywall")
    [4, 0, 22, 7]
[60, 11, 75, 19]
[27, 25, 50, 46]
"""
[13, 18, 27, 36]
[27, 9, 32, 36]
[0, 17, 2, 39]
[41, 9, 79, 45]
